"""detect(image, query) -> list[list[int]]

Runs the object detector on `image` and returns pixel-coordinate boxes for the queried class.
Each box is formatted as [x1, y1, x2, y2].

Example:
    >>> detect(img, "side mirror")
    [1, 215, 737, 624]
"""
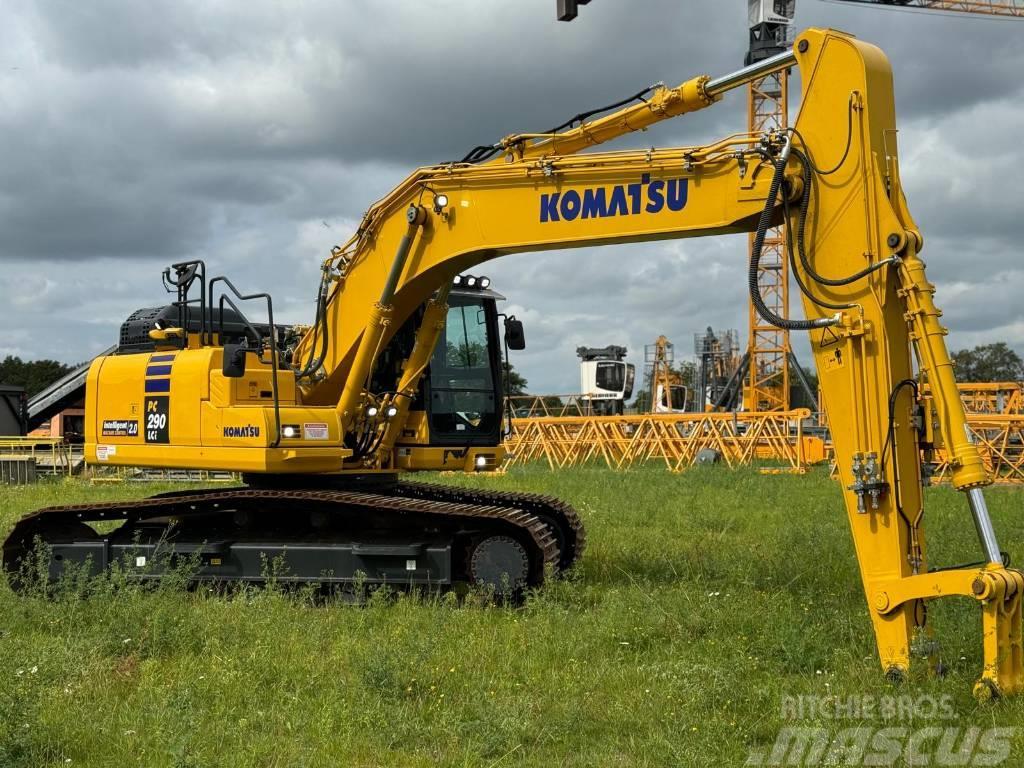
[222, 342, 248, 378]
[504, 317, 526, 351]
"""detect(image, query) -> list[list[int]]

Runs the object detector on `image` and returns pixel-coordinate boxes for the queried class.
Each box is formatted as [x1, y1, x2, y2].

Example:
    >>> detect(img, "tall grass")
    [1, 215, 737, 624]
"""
[1, 467, 1023, 766]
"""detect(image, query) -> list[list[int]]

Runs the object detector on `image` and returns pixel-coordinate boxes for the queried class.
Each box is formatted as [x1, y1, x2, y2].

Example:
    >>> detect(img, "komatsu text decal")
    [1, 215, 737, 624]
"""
[539, 175, 688, 223]
[224, 425, 260, 438]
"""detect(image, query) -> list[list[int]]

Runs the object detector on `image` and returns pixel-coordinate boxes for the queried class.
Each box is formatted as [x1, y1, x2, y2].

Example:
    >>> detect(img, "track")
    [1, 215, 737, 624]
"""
[2, 482, 584, 594]
[392, 480, 586, 571]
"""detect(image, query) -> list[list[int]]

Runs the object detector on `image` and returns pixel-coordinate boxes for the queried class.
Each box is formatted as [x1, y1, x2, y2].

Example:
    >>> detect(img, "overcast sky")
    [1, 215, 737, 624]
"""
[1, 1, 1020, 394]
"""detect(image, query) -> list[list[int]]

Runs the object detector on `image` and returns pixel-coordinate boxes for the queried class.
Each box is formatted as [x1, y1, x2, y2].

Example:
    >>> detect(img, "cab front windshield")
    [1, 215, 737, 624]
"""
[428, 296, 500, 441]
[595, 362, 634, 399]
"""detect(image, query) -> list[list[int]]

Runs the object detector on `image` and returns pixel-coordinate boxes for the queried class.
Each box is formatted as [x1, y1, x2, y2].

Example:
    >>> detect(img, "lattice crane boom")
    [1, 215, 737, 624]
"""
[832, 0, 1023, 18]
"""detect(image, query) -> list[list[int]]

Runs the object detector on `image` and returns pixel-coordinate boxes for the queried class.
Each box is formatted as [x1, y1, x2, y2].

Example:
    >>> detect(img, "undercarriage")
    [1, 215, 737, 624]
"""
[2, 478, 585, 596]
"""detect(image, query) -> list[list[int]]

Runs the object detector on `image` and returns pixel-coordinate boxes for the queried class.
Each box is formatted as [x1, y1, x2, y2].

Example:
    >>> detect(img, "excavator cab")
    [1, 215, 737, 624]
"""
[110, 266, 515, 474]
[371, 276, 511, 465]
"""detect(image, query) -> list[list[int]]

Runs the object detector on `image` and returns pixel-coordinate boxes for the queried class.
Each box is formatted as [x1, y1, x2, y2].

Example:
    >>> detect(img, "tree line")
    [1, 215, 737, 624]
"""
[0, 356, 77, 397]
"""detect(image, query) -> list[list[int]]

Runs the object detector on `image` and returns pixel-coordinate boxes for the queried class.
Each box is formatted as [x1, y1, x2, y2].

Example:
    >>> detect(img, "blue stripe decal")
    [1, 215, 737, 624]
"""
[144, 379, 171, 393]
[150, 354, 177, 362]
[146, 365, 173, 376]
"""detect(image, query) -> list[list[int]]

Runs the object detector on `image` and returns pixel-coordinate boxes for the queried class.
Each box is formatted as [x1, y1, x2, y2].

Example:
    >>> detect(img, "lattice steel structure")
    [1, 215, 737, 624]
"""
[745, 70, 791, 411]
[834, 1, 1022, 18]
[504, 409, 823, 473]
[744, 2, 795, 411]
[557, 0, 1017, 415]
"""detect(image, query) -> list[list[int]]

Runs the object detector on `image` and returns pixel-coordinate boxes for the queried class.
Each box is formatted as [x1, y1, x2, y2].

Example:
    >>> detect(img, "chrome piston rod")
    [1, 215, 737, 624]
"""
[704, 50, 797, 98]
[967, 488, 1003, 566]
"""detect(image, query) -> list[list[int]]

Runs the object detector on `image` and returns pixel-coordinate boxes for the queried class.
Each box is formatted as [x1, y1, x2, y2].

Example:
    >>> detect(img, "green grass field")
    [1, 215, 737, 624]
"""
[2, 466, 1024, 767]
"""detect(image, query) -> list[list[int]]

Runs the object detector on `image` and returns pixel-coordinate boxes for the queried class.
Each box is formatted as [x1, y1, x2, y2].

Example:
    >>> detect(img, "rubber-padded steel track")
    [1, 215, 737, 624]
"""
[2, 487, 560, 589]
[392, 481, 586, 572]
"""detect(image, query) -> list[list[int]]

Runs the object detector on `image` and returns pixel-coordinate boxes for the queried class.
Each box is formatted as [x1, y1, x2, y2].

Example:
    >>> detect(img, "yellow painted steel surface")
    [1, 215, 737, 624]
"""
[85, 346, 352, 474]
[508, 395, 594, 418]
[954, 382, 1023, 415]
[0, 437, 74, 477]
[83, 29, 1023, 695]
[898, 1, 1023, 16]
[509, 391, 1024, 482]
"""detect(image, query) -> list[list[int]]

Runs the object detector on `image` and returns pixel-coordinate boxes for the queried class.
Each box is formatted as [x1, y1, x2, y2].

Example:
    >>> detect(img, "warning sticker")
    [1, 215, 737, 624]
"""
[101, 419, 139, 438]
[95, 445, 117, 461]
[303, 422, 329, 441]
[822, 348, 845, 372]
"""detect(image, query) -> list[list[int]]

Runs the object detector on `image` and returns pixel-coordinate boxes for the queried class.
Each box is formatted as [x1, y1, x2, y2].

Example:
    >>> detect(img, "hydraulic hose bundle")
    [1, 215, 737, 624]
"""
[748, 136, 839, 331]
[749, 130, 898, 332]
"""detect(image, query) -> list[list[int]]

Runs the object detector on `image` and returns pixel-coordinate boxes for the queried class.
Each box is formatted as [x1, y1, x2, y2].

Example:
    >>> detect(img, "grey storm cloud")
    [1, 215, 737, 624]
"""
[0, 0, 1021, 393]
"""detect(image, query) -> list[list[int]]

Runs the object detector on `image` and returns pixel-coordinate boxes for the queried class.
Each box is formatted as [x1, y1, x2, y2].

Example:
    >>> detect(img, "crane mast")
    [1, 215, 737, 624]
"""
[746, 2, 797, 411]
[561, 4, 1015, 414]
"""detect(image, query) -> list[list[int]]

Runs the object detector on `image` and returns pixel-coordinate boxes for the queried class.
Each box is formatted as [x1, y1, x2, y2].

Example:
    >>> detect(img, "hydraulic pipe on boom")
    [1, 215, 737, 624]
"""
[6, 28, 1023, 699]
[336, 204, 429, 432]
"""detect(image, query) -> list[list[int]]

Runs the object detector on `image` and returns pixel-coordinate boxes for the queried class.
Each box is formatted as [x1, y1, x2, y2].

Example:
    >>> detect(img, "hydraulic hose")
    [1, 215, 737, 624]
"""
[783, 190, 853, 313]
[459, 84, 659, 164]
[294, 283, 325, 378]
[791, 146, 897, 287]
[749, 137, 839, 331]
[295, 271, 333, 380]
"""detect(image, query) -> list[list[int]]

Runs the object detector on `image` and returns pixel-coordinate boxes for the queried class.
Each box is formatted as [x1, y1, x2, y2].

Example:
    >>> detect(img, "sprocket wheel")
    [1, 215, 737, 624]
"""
[467, 535, 530, 593]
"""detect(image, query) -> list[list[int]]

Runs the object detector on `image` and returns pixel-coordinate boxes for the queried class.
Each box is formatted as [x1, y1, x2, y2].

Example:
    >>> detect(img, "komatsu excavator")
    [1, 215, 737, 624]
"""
[5, 28, 1023, 698]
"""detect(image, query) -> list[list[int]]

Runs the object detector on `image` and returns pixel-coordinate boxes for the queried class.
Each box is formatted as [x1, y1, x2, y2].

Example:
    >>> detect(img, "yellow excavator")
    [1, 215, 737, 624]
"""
[5, 28, 1023, 698]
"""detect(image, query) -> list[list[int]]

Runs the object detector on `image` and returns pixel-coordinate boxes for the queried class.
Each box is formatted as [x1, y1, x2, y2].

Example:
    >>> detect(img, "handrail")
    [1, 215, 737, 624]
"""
[0, 436, 74, 477]
[207, 275, 283, 448]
